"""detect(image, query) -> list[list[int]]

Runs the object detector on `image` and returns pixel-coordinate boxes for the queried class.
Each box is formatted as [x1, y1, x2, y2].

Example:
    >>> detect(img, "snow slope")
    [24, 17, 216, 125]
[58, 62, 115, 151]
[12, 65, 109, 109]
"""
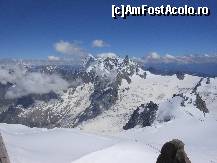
[72, 142, 157, 163]
[1, 118, 217, 163]
[120, 117, 217, 163]
[0, 124, 118, 163]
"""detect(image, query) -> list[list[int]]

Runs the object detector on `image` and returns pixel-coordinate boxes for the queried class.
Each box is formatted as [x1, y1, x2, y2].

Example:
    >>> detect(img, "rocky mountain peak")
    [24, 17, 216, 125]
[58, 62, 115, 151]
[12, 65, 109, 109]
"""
[84, 54, 146, 83]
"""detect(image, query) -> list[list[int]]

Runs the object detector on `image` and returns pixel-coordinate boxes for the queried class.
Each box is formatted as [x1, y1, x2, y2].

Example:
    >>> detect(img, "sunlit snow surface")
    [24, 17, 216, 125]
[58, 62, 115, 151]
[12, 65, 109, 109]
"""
[0, 124, 118, 163]
[1, 117, 217, 163]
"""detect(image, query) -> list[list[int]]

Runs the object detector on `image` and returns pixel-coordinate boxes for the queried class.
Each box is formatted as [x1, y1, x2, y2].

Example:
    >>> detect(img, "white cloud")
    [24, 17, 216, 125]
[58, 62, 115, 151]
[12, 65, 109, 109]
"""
[0, 65, 69, 99]
[162, 54, 177, 63]
[165, 54, 176, 60]
[54, 40, 86, 56]
[48, 56, 60, 61]
[97, 52, 117, 59]
[142, 52, 217, 64]
[0, 65, 26, 85]
[92, 39, 109, 48]
[147, 52, 161, 60]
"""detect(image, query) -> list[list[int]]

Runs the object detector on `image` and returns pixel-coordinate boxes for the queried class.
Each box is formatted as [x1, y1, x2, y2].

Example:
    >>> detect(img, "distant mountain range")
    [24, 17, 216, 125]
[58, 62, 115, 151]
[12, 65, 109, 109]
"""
[143, 62, 217, 77]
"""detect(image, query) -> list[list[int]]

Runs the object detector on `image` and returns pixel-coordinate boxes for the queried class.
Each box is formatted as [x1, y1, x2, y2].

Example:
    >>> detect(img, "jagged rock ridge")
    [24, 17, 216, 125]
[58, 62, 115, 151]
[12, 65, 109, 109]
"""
[123, 101, 158, 130]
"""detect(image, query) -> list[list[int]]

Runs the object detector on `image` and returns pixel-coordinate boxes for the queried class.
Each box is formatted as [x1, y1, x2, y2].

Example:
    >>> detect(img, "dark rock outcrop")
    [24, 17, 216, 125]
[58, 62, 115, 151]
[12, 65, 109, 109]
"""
[206, 78, 210, 84]
[123, 101, 158, 130]
[192, 78, 203, 94]
[195, 93, 209, 115]
[156, 139, 191, 163]
[176, 72, 185, 80]
[0, 91, 60, 128]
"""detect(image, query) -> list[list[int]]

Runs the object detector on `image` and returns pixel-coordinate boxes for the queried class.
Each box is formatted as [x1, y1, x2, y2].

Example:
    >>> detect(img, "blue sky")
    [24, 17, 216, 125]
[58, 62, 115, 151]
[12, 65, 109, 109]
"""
[0, 0, 216, 59]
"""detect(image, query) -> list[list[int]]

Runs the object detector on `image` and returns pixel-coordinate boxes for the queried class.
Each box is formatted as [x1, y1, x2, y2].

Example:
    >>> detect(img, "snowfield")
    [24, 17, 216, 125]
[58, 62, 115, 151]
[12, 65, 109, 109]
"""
[72, 142, 157, 163]
[0, 124, 118, 163]
[1, 116, 217, 163]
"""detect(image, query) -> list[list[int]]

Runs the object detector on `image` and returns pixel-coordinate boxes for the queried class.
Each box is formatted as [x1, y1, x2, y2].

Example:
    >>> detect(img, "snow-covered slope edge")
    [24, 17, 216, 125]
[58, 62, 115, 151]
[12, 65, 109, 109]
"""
[0, 123, 119, 163]
[1, 120, 217, 163]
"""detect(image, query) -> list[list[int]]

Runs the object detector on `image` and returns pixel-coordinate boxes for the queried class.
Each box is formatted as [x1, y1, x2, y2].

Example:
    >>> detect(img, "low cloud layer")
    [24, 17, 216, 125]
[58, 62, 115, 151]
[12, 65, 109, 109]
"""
[142, 52, 217, 64]
[0, 65, 69, 99]
[48, 56, 60, 61]
[92, 39, 109, 48]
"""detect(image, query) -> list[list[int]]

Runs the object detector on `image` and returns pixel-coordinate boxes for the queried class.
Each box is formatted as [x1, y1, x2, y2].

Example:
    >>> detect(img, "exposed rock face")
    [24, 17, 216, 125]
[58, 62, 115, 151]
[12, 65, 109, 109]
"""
[176, 72, 185, 80]
[72, 80, 119, 127]
[123, 101, 158, 130]
[195, 93, 209, 115]
[0, 104, 61, 128]
[156, 139, 191, 163]
[206, 78, 210, 84]
[192, 78, 203, 94]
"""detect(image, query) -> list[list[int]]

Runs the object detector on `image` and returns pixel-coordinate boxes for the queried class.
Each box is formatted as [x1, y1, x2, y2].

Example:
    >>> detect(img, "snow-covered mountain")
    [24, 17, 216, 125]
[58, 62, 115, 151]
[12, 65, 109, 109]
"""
[0, 54, 217, 134]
